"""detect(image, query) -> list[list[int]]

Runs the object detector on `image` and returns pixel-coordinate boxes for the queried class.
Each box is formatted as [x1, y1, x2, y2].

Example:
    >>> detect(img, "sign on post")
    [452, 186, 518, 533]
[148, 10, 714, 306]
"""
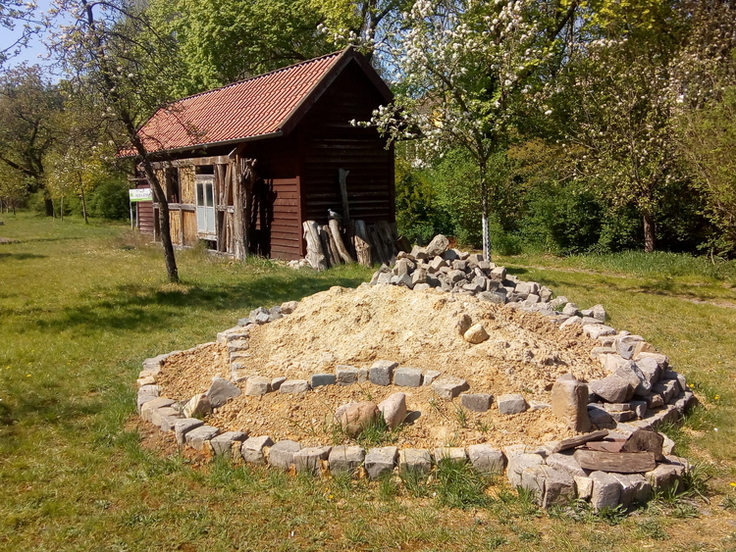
[129, 188, 153, 202]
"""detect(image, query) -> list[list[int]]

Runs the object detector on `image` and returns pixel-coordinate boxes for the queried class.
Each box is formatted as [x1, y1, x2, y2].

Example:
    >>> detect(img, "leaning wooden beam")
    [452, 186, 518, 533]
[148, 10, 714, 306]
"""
[353, 220, 372, 266]
[322, 224, 341, 266]
[329, 218, 354, 264]
[303, 221, 327, 271]
[338, 168, 350, 224]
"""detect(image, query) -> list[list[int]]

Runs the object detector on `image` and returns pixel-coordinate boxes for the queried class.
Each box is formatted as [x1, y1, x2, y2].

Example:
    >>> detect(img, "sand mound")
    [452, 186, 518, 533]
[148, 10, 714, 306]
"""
[158, 284, 607, 448]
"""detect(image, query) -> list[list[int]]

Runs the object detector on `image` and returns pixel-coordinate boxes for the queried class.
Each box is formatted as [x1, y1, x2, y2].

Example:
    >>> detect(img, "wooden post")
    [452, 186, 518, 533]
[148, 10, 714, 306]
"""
[303, 220, 327, 270]
[232, 157, 257, 260]
[353, 219, 372, 266]
[329, 218, 354, 264]
[338, 168, 350, 223]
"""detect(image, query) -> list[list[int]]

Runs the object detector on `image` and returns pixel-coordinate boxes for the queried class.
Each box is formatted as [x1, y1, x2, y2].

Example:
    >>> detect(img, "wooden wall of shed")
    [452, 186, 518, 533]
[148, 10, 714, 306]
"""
[179, 166, 195, 204]
[298, 60, 394, 227]
[182, 210, 198, 246]
[169, 210, 182, 246]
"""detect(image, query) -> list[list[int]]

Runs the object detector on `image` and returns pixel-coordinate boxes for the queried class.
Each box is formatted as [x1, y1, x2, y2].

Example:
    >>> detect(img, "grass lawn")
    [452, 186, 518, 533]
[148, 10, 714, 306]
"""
[1, 213, 735, 551]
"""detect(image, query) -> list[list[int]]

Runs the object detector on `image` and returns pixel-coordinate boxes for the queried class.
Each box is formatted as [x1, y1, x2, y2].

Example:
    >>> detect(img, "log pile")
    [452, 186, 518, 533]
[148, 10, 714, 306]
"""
[301, 219, 398, 270]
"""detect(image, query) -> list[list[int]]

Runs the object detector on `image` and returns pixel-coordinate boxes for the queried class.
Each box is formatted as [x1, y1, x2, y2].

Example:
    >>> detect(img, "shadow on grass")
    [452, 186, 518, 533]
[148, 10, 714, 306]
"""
[31, 271, 368, 334]
[0, 253, 47, 261]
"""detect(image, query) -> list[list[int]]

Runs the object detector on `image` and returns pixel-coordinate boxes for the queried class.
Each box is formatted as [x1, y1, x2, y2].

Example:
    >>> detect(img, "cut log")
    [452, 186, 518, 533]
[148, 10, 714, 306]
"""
[552, 430, 610, 453]
[573, 449, 657, 474]
[329, 218, 354, 264]
[374, 221, 396, 265]
[353, 220, 372, 266]
[303, 220, 326, 271]
[318, 225, 334, 268]
[322, 224, 341, 266]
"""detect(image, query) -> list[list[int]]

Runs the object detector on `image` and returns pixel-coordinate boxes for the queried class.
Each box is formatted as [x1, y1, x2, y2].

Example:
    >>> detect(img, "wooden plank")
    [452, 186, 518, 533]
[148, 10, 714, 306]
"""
[551, 430, 610, 453]
[573, 450, 657, 474]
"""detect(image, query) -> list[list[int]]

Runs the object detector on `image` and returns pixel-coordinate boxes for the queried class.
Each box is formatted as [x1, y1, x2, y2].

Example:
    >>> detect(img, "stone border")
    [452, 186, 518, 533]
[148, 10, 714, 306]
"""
[136, 243, 697, 512]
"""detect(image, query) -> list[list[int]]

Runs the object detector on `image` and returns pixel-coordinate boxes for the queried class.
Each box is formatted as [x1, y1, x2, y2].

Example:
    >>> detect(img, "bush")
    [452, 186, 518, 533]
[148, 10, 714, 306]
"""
[88, 177, 130, 220]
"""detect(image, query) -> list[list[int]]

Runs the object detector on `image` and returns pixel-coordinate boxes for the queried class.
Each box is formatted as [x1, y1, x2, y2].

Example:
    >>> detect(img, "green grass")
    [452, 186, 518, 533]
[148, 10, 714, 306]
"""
[1, 213, 736, 551]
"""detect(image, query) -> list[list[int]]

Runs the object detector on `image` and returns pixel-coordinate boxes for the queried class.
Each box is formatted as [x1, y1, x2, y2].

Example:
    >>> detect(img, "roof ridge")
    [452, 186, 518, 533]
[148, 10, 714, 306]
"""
[169, 48, 349, 107]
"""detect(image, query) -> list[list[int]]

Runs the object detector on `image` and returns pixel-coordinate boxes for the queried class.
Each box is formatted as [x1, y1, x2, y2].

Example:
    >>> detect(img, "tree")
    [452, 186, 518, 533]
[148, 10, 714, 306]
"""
[49, 0, 182, 281]
[147, 0, 340, 95]
[0, 64, 63, 215]
[0, 0, 40, 66]
[369, 0, 578, 260]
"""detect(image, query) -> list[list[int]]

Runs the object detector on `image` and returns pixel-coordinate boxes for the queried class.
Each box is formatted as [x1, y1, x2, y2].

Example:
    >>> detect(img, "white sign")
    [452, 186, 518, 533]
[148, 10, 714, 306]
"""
[129, 188, 153, 202]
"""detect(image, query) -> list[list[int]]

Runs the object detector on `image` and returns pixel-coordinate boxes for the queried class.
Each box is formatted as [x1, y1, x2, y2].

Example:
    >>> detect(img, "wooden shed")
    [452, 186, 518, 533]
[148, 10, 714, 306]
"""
[129, 47, 395, 261]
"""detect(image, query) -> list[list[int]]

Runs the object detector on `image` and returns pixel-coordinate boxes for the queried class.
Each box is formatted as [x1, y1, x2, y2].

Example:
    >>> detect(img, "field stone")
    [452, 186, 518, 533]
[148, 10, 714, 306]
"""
[550, 374, 590, 432]
[636, 356, 662, 386]
[328, 445, 366, 475]
[271, 377, 286, 391]
[377, 392, 407, 430]
[425, 234, 450, 257]
[589, 471, 622, 511]
[497, 393, 528, 415]
[336, 366, 359, 385]
[150, 406, 180, 429]
[268, 440, 302, 470]
[587, 405, 616, 429]
[562, 303, 579, 316]
[369, 360, 397, 386]
[399, 449, 432, 475]
[615, 362, 651, 396]
[339, 401, 379, 437]
[207, 376, 242, 408]
[575, 475, 594, 500]
[393, 367, 423, 387]
[521, 465, 576, 508]
[174, 418, 204, 447]
[422, 370, 441, 385]
[185, 425, 220, 451]
[293, 446, 331, 475]
[241, 435, 274, 464]
[280, 300, 299, 314]
[456, 314, 472, 335]
[507, 453, 545, 487]
[559, 316, 582, 329]
[584, 324, 616, 339]
[545, 452, 587, 478]
[140, 397, 175, 423]
[431, 376, 469, 400]
[589, 374, 633, 403]
[460, 393, 492, 412]
[245, 376, 271, 396]
[463, 323, 489, 344]
[137, 389, 160, 414]
[433, 447, 467, 464]
[210, 431, 248, 457]
[310, 373, 336, 388]
[365, 446, 398, 480]
[279, 379, 310, 394]
[467, 444, 505, 475]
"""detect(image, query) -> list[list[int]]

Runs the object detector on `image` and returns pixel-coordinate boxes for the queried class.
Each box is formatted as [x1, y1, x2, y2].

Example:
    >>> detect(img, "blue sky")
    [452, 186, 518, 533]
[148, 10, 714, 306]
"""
[1, 0, 59, 72]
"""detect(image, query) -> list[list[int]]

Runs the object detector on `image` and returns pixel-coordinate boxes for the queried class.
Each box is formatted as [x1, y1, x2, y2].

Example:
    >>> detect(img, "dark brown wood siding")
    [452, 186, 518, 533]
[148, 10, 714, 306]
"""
[298, 60, 394, 228]
[136, 182, 154, 234]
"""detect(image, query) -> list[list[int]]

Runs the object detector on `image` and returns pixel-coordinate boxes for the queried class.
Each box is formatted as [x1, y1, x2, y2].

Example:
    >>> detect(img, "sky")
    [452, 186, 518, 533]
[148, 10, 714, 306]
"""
[1, 0, 61, 74]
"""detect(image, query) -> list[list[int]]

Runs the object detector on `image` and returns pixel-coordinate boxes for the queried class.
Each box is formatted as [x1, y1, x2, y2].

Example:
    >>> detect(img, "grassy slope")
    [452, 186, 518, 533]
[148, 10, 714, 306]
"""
[0, 214, 735, 551]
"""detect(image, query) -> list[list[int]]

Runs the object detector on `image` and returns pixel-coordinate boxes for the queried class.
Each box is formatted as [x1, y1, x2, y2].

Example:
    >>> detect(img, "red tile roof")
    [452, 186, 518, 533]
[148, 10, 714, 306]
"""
[129, 49, 359, 155]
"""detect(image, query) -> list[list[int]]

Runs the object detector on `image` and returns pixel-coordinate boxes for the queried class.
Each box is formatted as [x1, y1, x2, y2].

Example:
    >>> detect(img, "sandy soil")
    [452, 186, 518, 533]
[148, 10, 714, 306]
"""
[157, 284, 608, 449]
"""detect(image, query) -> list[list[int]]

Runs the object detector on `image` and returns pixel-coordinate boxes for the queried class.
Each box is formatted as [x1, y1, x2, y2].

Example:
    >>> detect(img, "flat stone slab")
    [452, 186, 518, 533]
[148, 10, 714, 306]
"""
[293, 446, 331, 474]
[241, 435, 274, 465]
[433, 447, 466, 463]
[328, 445, 366, 474]
[310, 373, 336, 388]
[185, 425, 220, 451]
[210, 431, 248, 457]
[364, 446, 398, 480]
[279, 380, 310, 394]
[467, 444, 505, 475]
[573, 449, 657, 474]
[497, 393, 528, 415]
[268, 440, 301, 470]
[431, 376, 469, 400]
[369, 360, 396, 386]
[174, 418, 204, 447]
[393, 367, 423, 387]
[207, 376, 242, 408]
[461, 393, 492, 412]
[398, 448, 432, 474]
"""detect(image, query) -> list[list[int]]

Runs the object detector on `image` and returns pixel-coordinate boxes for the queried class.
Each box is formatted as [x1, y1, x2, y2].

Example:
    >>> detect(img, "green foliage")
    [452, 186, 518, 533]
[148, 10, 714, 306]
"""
[88, 177, 131, 221]
[394, 157, 453, 245]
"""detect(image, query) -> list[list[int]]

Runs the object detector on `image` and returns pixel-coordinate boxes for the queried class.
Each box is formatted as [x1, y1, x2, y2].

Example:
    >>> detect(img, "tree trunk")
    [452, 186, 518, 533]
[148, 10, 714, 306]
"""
[328, 218, 354, 264]
[479, 159, 491, 261]
[643, 211, 656, 253]
[139, 157, 179, 282]
[79, 177, 88, 224]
